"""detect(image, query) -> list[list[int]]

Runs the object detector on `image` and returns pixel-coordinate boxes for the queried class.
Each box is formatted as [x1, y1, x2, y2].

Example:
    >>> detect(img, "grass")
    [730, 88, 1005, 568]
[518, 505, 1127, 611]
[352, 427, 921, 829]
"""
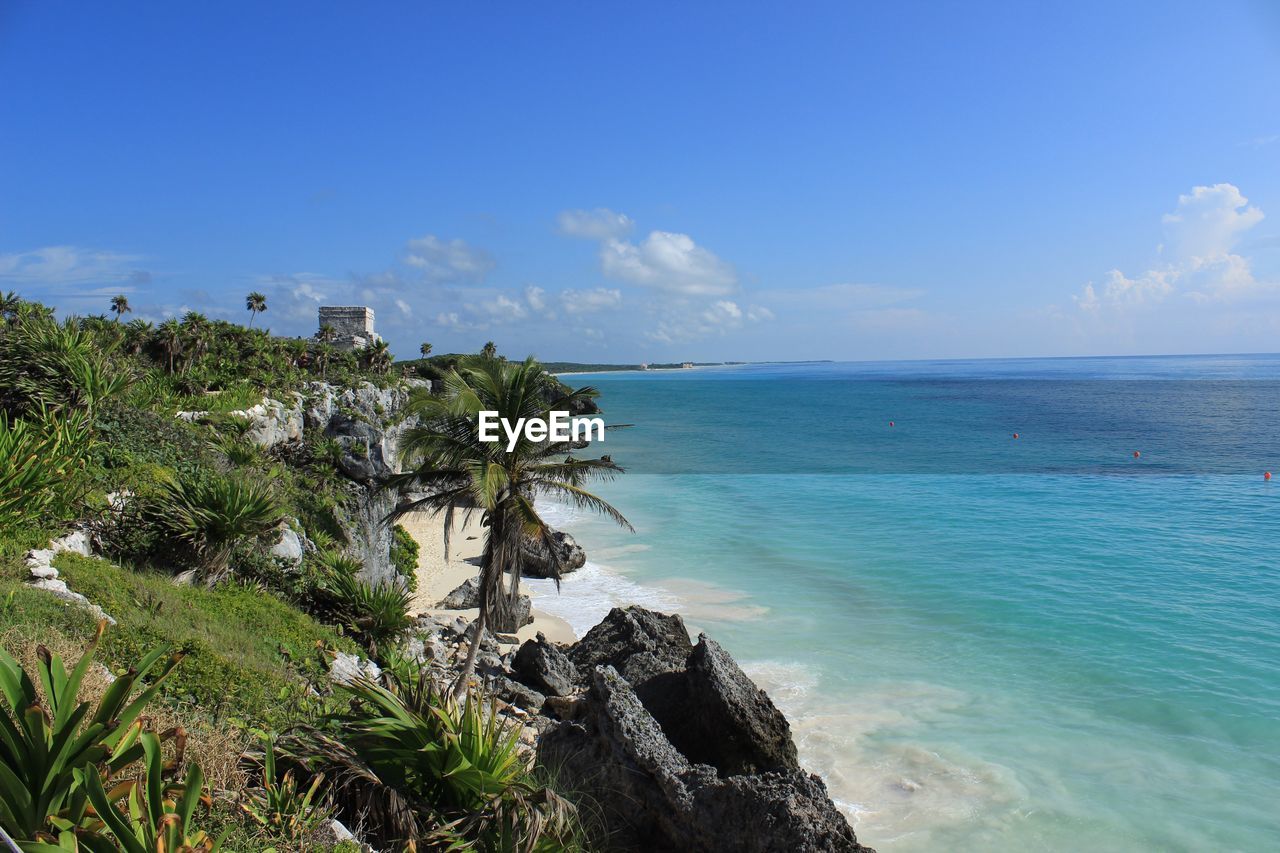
[2, 552, 357, 731]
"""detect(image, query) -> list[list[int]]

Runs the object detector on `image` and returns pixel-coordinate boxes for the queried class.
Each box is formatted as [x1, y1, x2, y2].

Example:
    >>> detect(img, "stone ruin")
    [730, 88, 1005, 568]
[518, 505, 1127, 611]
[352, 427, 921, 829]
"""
[317, 305, 378, 351]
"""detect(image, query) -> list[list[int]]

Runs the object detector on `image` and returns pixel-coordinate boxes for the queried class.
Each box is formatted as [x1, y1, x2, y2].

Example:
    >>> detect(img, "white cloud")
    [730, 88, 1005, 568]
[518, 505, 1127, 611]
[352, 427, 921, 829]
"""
[1076, 183, 1271, 311]
[394, 298, 412, 316]
[560, 287, 622, 315]
[403, 235, 494, 284]
[600, 230, 737, 296]
[478, 293, 528, 322]
[0, 245, 145, 289]
[746, 304, 775, 322]
[557, 208, 634, 240]
[524, 285, 548, 313]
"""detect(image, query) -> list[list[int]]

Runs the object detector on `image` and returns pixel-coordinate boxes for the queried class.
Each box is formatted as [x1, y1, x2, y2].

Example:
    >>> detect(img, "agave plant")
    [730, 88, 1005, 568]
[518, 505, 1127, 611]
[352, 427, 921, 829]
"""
[0, 407, 93, 533]
[315, 554, 413, 656]
[80, 731, 220, 853]
[279, 671, 577, 851]
[240, 734, 329, 841]
[0, 621, 183, 845]
[153, 471, 283, 586]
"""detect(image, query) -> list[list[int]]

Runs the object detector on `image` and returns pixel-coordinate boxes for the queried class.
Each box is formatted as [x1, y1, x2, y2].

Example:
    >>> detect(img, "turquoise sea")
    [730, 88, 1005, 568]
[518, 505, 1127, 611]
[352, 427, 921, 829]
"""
[523, 355, 1280, 852]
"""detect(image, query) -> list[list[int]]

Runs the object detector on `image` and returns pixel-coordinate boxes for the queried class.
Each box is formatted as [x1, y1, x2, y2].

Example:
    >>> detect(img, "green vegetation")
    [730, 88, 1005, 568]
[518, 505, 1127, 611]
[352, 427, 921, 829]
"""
[392, 356, 632, 690]
[280, 664, 582, 852]
[0, 293, 598, 849]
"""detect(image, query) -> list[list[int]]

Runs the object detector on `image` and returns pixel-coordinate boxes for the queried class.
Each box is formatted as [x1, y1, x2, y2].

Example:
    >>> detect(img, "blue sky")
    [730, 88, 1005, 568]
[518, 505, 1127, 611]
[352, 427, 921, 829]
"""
[2, 2, 1279, 362]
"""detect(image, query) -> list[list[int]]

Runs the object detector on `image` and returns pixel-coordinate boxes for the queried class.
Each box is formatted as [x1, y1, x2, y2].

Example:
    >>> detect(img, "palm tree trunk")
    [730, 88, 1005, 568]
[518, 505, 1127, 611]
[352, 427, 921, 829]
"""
[451, 604, 486, 699]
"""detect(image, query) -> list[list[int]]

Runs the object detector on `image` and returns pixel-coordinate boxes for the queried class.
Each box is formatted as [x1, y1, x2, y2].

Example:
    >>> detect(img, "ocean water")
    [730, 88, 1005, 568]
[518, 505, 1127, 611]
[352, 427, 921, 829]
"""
[523, 355, 1280, 852]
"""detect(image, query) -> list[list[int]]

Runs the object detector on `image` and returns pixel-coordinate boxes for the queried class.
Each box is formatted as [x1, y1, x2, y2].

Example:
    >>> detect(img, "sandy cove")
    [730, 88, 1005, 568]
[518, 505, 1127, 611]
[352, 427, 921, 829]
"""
[398, 510, 576, 645]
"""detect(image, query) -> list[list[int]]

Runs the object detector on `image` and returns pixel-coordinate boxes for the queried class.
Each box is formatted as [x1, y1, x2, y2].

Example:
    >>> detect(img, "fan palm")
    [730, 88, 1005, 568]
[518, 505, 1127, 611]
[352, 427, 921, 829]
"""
[156, 319, 183, 374]
[110, 294, 131, 321]
[419, 341, 432, 357]
[389, 356, 630, 694]
[480, 341, 497, 360]
[245, 291, 267, 327]
[363, 339, 392, 375]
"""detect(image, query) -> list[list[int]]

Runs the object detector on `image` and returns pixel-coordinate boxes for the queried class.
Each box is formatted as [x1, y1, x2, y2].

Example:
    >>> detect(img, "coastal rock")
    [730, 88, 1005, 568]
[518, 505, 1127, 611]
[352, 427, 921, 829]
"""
[660, 636, 800, 777]
[270, 524, 305, 566]
[520, 530, 587, 579]
[513, 632, 578, 697]
[51, 530, 93, 557]
[439, 576, 481, 609]
[230, 396, 304, 449]
[329, 652, 381, 686]
[567, 606, 692, 688]
[484, 672, 547, 712]
[538, 666, 870, 852]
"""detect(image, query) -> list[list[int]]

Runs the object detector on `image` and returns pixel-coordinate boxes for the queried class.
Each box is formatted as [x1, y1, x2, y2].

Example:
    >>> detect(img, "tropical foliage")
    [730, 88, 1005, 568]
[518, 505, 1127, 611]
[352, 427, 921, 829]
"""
[391, 356, 630, 688]
[239, 734, 330, 842]
[280, 667, 580, 851]
[313, 554, 413, 656]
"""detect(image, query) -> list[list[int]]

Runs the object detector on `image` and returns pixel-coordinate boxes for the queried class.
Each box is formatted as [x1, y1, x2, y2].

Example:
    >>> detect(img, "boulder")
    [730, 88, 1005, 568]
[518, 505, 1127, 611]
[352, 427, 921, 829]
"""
[329, 652, 381, 686]
[270, 524, 305, 566]
[438, 576, 481, 609]
[484, 672, 546, 712]
[513, 632, 578, 697]
[538, 666, 870, 853]
[520, 530, 587, 579]
[567, 606, 692, 689]
[230, 396, 305, 449]
[659, 636, 800, 777]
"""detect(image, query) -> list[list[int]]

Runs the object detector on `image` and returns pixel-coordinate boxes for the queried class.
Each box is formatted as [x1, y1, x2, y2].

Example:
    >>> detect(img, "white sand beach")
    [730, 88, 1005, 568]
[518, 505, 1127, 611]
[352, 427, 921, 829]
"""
[398, 510, 576, 645]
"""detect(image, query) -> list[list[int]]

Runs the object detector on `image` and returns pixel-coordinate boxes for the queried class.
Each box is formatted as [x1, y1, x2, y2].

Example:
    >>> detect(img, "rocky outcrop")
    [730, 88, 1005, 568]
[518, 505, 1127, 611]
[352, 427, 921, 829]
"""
[438, 576, 482, 609]
[230, 396, 304, 449]
[23, 531, 116, 625]
[538, 666, 870, 852]
[660, 636, 799, 777]
[567, 606, 692, 688]
[520, 530, 586, 579]
[269, 523, 305, 566]
[513, 632, 577, 697]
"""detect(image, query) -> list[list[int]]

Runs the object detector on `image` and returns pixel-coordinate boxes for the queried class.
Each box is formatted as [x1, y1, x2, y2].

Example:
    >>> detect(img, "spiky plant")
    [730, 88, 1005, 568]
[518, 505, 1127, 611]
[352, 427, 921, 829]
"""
[80, 731, 221, 852]
[389, 356, 630, 693]
[0, 621, 183, 845]
[0, 407, 93, 533]
[278, 669, 578, 851]
[240, 733, 329, 841]
[314, 554, 413, 656]
[153, 471, 283, 586]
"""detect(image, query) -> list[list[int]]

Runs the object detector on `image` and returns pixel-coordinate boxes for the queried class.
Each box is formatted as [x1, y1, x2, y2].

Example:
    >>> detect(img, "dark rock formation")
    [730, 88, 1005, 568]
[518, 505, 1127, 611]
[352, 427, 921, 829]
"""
[513, 632, 577, 697]
[520, 530, 587, 579]
[567, 606, 692, 688]
[538, 666, 871, 853]
[439, 576, 481, 609]
[661, 636, 800, 777]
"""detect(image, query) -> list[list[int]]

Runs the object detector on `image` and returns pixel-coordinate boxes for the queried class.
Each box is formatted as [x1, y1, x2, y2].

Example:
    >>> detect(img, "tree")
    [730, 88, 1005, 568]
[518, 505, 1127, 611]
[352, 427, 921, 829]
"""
[419, 341, 432, 357]
[364, 339, 392, 375]
[157, 319, 183, 374]
[180, 311, 210, 371]
[390, 356, 630, 694]
[246, 291, 267, 327]
[480, 341, 497, 360]
[110, 293, 131, 321]
[316, 323, 336, 380]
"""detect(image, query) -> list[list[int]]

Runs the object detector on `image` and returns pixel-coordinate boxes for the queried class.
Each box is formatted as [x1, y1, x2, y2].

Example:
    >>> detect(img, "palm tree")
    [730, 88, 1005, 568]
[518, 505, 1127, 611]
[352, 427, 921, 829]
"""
[181, 311, 210, 371]
[110, 294, 131, 321]
[157, 319, 183, 374]
[0, 291, 21, 323]
[316, 323, 336, 380]
[419, 341, 432, 358]
[245, 291, 267, 327]
[123, 318, 152, 355]
[480, 341, 497, 360]
[390, 356, 630, 694]
[364, 339, 392, 375]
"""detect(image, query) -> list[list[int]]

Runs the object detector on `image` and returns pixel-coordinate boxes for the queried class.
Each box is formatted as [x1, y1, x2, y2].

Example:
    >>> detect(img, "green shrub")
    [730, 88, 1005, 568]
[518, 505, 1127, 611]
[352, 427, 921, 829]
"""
[0, 407, 93, 535]
[313, 554, 413, 657]
[390, 524, 420, 593]
[240, 733, 331, 842]
[150, 470, 283, 585]
[280, 671, 580, 851]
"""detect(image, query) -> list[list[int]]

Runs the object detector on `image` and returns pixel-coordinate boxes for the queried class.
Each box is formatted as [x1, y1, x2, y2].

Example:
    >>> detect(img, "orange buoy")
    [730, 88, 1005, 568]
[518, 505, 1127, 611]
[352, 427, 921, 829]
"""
[1133, 451, 1141, 458]
[1266, 471, 1272, 481]
[1013, 433, 1020, 439]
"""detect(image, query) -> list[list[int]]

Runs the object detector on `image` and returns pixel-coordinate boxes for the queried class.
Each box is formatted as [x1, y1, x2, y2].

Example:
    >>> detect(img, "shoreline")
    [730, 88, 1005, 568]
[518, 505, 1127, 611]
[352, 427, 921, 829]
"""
[399, 510, 576, 645]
